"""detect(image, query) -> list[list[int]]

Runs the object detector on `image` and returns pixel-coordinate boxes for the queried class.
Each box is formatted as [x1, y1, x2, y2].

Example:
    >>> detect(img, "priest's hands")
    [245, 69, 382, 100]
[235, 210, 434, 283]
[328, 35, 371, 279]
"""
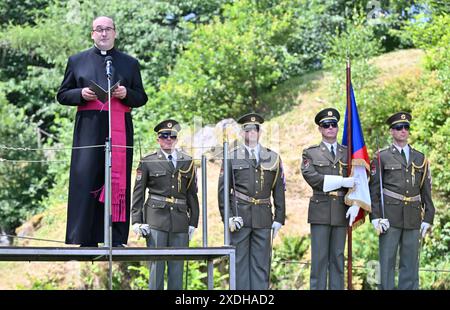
[113, 85, 127, 100]
[82, 87, 98, 101]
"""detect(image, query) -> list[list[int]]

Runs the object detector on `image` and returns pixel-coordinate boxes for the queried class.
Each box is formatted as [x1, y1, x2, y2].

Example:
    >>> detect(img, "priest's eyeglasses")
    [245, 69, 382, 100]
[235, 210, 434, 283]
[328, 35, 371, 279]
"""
[92, 27, 115, 34]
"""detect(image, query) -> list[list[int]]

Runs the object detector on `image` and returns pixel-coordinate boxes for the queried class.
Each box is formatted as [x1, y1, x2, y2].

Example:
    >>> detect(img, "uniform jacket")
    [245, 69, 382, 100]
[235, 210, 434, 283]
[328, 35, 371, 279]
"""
[218, 143, 286, 229]
[369, 144, 434, 229]
[301, 142, 349, 226]
[131, 149, 199, 233]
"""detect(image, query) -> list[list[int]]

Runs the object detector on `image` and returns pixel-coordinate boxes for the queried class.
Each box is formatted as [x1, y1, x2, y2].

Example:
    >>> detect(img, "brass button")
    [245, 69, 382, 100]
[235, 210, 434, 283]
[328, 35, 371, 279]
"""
[256, 191, 259, 194]
[406, 169, 408, 172]
[256, 180, 259, 183]
[170, 207, 174, 210]
[156, 174, 159, 176]
[172, 174, 175, 178]
[333, 198, 336, 201]
[406, 190, 409, 194]
[404, 202, 407, 205]
[315, 200, 319, 203]
[406, 180, 409, 183]
[333, 166, 336, 169]
[172, 185, 175, 188]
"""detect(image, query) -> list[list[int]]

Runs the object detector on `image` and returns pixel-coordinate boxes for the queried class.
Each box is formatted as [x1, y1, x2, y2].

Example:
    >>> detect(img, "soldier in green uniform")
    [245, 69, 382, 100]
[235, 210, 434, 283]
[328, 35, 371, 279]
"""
[369, 112, 434, 290]
[218, 113, 286, 290]
[131, 119, 199, 290]
[301, 108, 357, 290]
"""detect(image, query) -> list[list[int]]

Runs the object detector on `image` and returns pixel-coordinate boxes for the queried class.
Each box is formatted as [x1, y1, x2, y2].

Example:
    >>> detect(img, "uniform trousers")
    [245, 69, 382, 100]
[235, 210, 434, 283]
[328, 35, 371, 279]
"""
[379, 227, 420, 290]
[310, 224, 347, 290]
[146, 228, 188, 290]
[231, 227, 272, 290]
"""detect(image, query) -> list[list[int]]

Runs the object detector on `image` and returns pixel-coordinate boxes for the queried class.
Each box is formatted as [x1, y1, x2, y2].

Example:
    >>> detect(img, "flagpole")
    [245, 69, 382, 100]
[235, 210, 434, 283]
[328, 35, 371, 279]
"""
[346, 58, 353, 290]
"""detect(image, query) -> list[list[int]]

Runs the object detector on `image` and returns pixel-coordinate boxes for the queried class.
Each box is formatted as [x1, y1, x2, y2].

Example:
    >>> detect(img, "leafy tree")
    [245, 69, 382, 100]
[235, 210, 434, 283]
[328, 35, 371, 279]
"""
[147, 0, 299, 124]
[0, 94, 53, 234]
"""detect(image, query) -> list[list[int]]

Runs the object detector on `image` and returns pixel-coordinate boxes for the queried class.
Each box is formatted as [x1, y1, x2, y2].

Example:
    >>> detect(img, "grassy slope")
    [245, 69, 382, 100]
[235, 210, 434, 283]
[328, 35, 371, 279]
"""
[0, 49, 424, 289]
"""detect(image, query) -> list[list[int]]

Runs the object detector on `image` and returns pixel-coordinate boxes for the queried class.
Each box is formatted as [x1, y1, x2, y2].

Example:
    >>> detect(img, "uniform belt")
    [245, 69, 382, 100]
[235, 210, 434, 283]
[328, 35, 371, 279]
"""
[383, 188, 421, 202]
[150, 194, 186, 204]
[313, 190, 345, 197]
[231, 190, 271, 205]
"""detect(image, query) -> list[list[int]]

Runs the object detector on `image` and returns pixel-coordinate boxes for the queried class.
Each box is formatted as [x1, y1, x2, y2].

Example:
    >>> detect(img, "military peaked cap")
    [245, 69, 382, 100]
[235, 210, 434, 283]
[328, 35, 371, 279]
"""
[314, 108, 340, 125]
[386, 111, 412, 128]
[237, 113, 264, 131]
[154, 119, 181, 135]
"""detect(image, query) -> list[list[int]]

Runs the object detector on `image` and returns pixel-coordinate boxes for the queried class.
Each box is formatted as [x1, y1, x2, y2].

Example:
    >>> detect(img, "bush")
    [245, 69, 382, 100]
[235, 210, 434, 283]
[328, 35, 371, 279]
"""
[0, 94, 53, 234]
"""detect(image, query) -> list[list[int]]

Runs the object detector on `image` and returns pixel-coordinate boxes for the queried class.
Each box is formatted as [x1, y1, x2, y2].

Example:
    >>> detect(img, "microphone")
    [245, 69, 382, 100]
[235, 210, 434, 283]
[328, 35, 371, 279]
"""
[105, 56, 113, 78]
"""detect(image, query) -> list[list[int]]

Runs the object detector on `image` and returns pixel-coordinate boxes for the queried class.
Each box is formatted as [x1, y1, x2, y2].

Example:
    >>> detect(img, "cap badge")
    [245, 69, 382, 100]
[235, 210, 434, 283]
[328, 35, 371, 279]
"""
[401, 114, 406, 120]
[328, 111, 332, 116]
[251, 116, 256, 122]
[167, 122, 173, 128]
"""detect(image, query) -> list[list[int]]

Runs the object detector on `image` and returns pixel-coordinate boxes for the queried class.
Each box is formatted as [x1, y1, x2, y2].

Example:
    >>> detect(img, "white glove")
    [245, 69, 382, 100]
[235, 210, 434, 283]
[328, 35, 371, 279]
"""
[323, 175, 355, 192]
[371, 218, 390, 233]
[420, 222, 431, 238]
[346, 205, 360, 226]
[342, 177, 356, 188]
[132, 223, 151, 237]
[229, 216, 244, 232]
[271, 221, 282, 239]
[188, 226, 196, 241]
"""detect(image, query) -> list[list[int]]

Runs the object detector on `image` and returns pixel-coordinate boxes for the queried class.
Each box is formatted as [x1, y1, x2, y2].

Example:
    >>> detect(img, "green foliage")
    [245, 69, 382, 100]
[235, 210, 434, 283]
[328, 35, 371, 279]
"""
[352, 222, 379, 289]
[0, 93, 53, 233]
[0, 0, 51, 26]
[16, 274, 62, 290]
[151, 0, 298, 124]
[420, 200, 450, 289]
[270, 235, 310, 289]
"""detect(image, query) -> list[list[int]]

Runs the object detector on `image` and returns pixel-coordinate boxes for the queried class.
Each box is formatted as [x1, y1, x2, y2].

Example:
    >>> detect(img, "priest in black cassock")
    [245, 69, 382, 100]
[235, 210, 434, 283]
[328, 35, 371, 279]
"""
[57, 16, 148, 247]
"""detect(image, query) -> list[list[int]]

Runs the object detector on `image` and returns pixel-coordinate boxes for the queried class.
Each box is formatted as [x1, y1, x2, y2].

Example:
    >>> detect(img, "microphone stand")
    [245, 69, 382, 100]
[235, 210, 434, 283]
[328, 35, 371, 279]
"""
[103, 58, 113, 290]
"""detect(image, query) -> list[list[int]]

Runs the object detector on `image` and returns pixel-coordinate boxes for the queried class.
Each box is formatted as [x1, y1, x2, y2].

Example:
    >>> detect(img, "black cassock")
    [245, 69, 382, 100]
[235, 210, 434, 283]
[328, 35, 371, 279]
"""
[57, 46, 148, 245]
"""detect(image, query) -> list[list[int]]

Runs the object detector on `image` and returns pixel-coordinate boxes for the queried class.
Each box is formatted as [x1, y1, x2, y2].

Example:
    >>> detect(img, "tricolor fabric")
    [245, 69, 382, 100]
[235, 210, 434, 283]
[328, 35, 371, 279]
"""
[342, 84, 372, 228]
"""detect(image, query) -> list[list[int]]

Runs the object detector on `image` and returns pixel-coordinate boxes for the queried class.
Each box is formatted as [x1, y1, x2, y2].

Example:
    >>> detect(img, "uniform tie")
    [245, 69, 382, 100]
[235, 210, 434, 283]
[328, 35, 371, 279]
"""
[330, 145, 335, 160]
[401, 149, 407, 163]
[250, 149, 258, 165]
[168, 154, 175, 169]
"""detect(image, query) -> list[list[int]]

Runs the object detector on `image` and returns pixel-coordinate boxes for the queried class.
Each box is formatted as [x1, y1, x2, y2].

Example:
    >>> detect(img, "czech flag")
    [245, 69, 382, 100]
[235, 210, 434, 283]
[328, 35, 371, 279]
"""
[342, 83, 372, 228]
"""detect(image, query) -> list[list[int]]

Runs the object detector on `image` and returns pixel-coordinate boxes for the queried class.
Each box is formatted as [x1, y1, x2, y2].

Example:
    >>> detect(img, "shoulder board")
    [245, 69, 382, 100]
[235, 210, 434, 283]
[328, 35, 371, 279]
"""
[180, 151, 193, 160]
[305, 144, 320, 150]
[410, 146, 424, 156]
[142, 151, 157, 159]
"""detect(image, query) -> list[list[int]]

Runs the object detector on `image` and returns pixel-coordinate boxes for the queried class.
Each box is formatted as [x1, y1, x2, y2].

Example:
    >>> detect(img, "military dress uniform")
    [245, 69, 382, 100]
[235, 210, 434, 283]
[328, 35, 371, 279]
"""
[131, 120, 199, 290]
[218, 113, 286, 290]
[301, 108, 350, 290]
[369, 112, 434, 290]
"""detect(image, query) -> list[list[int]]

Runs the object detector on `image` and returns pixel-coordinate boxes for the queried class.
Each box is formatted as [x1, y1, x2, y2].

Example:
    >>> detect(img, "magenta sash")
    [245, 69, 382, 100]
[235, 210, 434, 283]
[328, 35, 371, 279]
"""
[79, 98, 130, 222]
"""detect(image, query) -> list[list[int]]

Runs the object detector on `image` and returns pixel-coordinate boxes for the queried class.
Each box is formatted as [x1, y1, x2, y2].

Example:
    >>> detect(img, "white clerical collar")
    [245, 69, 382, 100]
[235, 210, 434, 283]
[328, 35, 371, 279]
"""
[94, 44, 111, 55]
[322, 141, 337, 153]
